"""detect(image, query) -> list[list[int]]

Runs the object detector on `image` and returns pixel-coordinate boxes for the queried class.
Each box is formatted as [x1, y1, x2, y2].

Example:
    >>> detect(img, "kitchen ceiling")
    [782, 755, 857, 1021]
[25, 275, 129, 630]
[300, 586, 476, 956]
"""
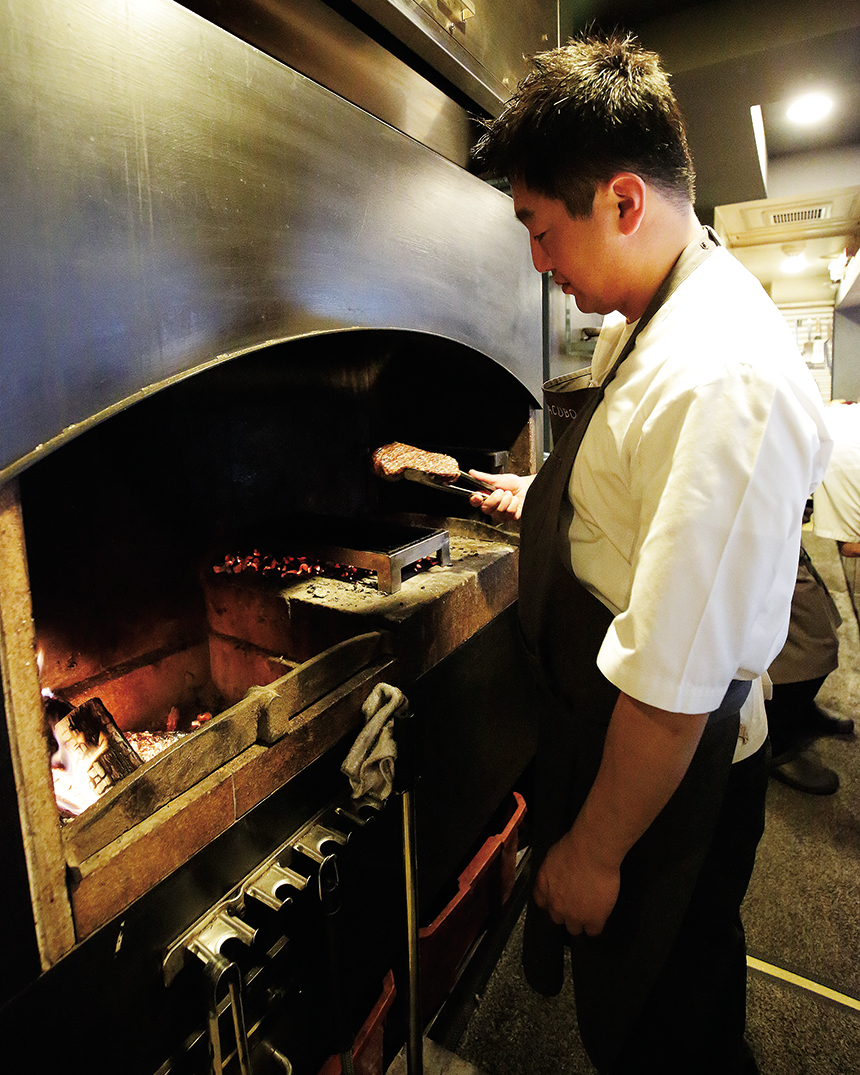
[559, 0, 860, 309]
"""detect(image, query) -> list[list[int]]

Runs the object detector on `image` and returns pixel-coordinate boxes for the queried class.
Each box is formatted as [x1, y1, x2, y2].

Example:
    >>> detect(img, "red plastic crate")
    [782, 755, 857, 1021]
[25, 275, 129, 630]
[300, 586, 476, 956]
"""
[418, 791, 527, 1016]
[317, 970, 396, 1075]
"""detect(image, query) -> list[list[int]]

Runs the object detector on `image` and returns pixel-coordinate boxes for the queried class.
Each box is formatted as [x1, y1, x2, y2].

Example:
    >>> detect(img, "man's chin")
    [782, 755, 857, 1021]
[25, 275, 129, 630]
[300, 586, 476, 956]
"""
[563, 290, 613, 317]
[561, 287, 593, 312]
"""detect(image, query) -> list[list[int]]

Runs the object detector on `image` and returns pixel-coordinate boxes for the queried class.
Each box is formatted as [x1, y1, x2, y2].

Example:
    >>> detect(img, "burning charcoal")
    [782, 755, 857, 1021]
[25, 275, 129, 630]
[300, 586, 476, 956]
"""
[212, 550, 374, 584]
[42, 691, 74, 760]
[48, 697, 143, 815]
[125, 730, 191, 763]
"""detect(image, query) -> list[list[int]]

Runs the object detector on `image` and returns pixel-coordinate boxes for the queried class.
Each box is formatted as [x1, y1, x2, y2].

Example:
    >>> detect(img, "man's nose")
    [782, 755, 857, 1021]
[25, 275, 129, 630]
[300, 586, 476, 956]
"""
[530, 238, 553, 274]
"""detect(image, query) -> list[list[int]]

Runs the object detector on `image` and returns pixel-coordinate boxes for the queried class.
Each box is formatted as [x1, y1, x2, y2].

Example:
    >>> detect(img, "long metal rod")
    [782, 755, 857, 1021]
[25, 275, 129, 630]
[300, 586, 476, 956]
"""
[401, 787, 423, 1075]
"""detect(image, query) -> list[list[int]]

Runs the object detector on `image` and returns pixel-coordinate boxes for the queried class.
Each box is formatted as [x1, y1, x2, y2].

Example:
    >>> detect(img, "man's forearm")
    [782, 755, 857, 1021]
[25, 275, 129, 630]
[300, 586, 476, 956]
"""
[534, 692, 708, 935]
[573, 692, 708, 869]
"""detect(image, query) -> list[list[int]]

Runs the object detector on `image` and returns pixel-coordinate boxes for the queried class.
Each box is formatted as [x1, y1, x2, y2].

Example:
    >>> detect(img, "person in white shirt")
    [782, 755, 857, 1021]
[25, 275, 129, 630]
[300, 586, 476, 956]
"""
[469, 32, 832, 1075]
[761, 401, 860, 794]
[814, 400, 860, 553]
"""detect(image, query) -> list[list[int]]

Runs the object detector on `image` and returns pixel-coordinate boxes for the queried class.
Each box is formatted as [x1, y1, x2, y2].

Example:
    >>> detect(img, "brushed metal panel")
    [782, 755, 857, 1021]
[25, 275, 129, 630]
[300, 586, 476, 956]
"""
[0, 0, 541, 483]
[177, 0, 474, 166]
[350, 0, 559, 114]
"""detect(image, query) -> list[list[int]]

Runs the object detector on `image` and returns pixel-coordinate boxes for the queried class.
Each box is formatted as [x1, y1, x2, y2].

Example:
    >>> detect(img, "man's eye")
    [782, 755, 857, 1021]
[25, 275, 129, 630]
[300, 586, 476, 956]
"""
[533, 231, 546, 243]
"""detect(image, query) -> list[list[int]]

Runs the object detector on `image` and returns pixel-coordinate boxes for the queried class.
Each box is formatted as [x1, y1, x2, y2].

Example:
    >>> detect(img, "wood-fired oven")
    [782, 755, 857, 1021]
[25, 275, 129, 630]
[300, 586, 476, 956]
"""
[0, 1, 549, 1072]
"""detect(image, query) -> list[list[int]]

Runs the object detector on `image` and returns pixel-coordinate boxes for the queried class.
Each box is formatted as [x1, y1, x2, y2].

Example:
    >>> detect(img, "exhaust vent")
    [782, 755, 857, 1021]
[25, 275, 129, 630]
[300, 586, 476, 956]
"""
[767, 205, 831, 226]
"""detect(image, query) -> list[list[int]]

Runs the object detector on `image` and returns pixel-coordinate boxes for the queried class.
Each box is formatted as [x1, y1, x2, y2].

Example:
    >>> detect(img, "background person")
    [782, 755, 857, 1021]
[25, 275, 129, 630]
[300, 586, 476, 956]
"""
[766, 546, 853, 795]
[814, 400, 860, 556]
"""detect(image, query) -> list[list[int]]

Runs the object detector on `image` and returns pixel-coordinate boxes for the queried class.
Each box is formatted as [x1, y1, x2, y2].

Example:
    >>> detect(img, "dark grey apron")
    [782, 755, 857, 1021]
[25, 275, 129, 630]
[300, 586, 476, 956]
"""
[518, 230, 750, 1071]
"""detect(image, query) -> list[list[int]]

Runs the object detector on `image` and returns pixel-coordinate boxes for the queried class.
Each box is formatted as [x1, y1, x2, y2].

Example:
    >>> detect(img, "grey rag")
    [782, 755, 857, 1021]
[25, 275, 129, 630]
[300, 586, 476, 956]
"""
[341, 682, 404, 802]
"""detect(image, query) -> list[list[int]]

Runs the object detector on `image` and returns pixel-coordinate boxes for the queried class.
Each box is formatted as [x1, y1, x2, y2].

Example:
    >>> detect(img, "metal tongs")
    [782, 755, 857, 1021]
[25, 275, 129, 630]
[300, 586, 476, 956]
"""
[401, 468, 495, 499]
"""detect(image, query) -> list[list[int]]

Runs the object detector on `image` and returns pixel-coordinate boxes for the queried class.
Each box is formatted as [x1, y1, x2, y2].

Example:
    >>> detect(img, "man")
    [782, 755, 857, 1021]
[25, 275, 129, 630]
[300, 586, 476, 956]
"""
[469, 33, 832, 1075]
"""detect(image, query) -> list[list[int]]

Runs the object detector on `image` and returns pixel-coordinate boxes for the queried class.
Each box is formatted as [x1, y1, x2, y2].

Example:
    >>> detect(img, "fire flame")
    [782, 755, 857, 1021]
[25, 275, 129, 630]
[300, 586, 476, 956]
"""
[47, 696, 110, 815]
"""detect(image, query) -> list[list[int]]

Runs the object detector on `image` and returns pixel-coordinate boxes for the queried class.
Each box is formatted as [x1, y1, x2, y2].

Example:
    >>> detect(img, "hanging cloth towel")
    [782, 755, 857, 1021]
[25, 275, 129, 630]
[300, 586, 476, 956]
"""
[341, 682, 404, 802]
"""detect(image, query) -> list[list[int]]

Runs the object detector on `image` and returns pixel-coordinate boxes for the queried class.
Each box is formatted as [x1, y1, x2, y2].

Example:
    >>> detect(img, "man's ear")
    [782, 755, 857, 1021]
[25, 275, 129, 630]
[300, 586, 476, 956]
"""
[608, 173, 646, 235]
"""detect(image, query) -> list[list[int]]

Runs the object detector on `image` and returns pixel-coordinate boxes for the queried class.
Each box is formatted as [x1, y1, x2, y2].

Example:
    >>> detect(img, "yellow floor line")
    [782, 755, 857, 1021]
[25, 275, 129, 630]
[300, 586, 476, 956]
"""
[747, 955, 860, 1012]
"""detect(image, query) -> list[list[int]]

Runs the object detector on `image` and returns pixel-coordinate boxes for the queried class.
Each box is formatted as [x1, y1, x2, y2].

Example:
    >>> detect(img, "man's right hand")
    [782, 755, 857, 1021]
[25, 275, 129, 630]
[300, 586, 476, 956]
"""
[468, 471, 534, 523]
[534, 827, 621, 937]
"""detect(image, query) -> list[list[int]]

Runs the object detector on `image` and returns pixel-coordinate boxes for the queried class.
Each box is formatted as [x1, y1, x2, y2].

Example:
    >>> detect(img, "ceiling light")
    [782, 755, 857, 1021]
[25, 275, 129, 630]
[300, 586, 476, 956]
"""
[786, 92, 833, 125]
[781, 242, 807, 274]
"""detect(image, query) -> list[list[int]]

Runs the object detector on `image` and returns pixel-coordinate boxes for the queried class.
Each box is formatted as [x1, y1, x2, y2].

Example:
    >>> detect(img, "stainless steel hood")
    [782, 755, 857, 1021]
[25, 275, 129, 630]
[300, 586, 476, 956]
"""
[0, 0, 542, 484]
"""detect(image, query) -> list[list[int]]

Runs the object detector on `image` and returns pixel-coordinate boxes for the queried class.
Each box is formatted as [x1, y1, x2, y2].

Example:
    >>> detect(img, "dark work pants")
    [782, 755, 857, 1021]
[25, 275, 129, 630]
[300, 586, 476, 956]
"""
[607, 740, 770, 1075]
[766, 675, 827, 759]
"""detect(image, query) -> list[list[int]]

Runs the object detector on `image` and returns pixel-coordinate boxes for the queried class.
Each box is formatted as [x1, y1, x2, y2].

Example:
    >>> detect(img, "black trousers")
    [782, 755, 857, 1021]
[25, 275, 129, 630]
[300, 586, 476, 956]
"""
[607, 740, 770, 1075]
[766, 675, 828, 758]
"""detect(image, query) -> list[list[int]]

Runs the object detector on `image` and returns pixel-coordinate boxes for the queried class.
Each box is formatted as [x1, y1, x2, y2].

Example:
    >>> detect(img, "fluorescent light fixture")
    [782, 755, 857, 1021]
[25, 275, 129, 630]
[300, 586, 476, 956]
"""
[750, 104, 767, 188]
[786, 92, 833, 125]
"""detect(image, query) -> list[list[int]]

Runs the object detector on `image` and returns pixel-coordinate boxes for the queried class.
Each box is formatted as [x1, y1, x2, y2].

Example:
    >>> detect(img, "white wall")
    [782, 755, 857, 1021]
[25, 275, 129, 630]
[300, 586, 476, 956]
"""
[833, 308, 860, 401]
[767, 146, 860, 199]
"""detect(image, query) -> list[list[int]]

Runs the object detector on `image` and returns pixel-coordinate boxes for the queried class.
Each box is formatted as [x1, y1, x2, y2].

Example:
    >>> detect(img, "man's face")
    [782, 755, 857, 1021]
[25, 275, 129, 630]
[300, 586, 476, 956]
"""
[511, 181, 622, 316]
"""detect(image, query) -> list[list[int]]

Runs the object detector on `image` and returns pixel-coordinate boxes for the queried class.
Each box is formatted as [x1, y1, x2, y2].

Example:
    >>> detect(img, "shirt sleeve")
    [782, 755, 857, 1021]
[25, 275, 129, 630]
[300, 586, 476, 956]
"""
[596, 363, 828, 714]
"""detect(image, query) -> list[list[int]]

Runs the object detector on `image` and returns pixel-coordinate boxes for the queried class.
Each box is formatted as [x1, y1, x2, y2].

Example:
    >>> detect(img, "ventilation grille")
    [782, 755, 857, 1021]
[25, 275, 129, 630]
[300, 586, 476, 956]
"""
[767, 205, 831, 226]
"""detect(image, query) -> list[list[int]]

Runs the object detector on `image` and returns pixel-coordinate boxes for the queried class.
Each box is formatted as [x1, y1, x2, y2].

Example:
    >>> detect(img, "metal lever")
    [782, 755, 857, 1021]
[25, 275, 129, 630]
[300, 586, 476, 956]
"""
[185, 911, 257, 1075]
[318, 853, 355, 1075]
[198, 951, 254, 1075]
[334, 804, 370, 828]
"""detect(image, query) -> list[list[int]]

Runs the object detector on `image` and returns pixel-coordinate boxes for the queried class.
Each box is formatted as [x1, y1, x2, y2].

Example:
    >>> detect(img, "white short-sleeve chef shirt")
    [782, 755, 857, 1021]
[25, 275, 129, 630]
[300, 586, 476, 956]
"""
[567, 245, 832, 737]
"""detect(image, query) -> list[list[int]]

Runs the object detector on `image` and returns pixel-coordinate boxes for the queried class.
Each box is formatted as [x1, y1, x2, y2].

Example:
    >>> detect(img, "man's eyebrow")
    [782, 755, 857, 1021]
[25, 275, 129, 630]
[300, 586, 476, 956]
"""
[515, 207, 533, 224]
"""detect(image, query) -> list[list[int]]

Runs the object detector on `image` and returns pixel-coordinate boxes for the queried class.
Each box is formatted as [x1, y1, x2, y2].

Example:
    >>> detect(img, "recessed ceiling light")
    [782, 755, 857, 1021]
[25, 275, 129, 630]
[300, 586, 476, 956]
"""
[781, 242, 807, 274]
[782, 255, 807, 274]
[786, 92, 833, 125]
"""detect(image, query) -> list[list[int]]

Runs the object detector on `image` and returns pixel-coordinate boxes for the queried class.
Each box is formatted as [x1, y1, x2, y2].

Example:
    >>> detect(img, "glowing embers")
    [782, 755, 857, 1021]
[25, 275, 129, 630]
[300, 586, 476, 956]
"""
[213, 550, 375, 585]
[211, 518, 451, 595]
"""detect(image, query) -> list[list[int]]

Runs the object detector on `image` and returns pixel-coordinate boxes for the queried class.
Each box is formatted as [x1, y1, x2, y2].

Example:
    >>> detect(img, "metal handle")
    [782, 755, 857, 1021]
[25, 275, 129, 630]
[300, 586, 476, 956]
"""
[198, 951, 254, 1075]
[395, 706, 423, 1075]
[184, 910, 258, 1075]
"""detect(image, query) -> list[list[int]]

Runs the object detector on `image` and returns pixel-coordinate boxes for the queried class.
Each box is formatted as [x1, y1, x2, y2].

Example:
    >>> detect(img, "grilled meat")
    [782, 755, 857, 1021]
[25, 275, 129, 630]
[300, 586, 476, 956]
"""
[372, 442, 460, 483]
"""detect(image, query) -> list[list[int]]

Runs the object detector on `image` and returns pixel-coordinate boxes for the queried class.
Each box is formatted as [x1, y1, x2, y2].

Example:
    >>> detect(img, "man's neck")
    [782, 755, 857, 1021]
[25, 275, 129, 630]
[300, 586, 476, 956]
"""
[619, 203, 703, 322]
